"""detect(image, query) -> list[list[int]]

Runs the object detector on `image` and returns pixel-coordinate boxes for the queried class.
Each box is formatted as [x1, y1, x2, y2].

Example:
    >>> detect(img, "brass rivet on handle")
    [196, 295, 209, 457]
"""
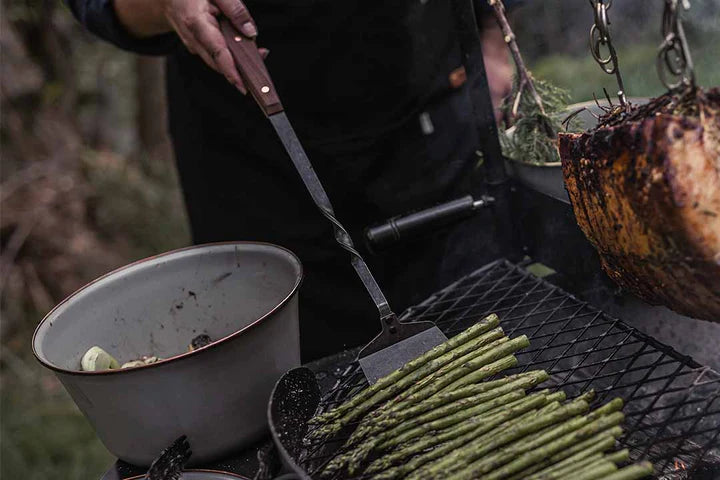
[261, 86, 270, 93]
[233, 36, 242, 42]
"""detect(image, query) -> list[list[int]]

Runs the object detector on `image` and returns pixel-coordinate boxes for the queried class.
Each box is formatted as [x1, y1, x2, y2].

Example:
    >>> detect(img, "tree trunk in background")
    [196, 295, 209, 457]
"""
[136, 56, 172, 173]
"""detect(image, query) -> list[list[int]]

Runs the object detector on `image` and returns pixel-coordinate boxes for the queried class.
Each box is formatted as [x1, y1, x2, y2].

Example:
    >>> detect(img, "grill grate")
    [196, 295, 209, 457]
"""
[304, 259, 720, 479]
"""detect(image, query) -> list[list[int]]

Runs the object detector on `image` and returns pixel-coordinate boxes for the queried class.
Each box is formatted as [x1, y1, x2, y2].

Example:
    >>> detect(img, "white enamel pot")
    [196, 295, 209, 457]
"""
[33, 242, 302, 466]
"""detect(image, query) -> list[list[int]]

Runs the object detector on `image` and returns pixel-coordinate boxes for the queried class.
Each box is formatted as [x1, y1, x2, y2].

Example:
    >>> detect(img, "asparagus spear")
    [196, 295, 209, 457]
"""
[601, 461, 654, 480]
[409, 397, 591, 480]
[307, 328, 507, 441]
[506, 396, 621, 456]
[538, 392, 565, 414]
[400, 410, 539, 480]
[404, 336, 510, 397]
[520, 397, 622, 456]
[449, 387, 550, 426]
[336, 359, 530, 475]
[390, 387, 554, 448]
[514, 389, 593, 437]
[349, 368, 530, 446]
[547, 425, 623, 463]
[526, 448, 628, 480]
[505, 400, 623, 478]
[576, 389, 598, 404]
[369, 401, 546, 480]
[605, 449, 631, 463]
[328, 389, 527, 477]
[381, 334, 526, 416]
[572, 460, 619, 480]
[376, 387, 529, 448]
[438, 346, 554, 396]
[356, 390, 538, 473]
[339, 342, 517, 462]
[308, 314, 500, 427]
[364, 393, 551, 475]
[524, 453, 604, 480]
[379, 335, 528, 415]
[361, 335, 511, 427]
[507, 392, 599, 450]
[443, 415, 596, 480]
[349, 368, 547, 448]
[450, 411, 625, 480]
[589, 398, 624, 418]
[387, 352, 519, 417]
[518, 431, 622, 480]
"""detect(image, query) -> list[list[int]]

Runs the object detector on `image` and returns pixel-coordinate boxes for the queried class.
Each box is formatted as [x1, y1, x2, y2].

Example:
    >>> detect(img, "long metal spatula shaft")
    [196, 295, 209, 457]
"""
[269, 113, 446, 382]
[268, 113, 393, 320]
[219, 19, 446, 383]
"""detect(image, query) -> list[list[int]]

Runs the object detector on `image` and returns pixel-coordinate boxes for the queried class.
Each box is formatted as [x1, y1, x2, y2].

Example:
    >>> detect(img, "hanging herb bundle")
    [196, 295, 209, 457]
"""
[499, 77, 575, 164]
[488, 0, 579, 164]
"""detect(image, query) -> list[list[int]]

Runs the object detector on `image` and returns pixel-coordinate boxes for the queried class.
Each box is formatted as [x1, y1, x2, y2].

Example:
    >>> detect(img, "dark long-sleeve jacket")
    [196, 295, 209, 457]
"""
[62, 0, 521, 360]
[63, 1, 522, 55]
[63, 0, 521, 140]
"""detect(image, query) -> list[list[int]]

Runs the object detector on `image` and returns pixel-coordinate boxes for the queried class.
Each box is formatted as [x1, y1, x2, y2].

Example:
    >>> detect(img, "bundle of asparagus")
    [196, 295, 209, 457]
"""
[306, 314, 655, 480]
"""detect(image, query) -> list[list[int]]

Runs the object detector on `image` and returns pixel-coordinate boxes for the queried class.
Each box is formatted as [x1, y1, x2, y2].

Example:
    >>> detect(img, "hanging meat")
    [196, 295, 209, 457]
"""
[559, 87, 720, 321]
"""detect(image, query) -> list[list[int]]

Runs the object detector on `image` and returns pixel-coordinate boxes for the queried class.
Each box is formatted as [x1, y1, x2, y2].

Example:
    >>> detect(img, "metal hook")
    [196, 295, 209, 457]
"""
[657, 0, 695, 90]
[588, 0, 628, 109]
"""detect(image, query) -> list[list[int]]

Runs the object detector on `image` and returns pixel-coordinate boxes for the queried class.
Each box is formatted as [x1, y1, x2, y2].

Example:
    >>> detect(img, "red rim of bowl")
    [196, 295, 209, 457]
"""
[124, 469, 250, 479]
[32, 241, 303, 377]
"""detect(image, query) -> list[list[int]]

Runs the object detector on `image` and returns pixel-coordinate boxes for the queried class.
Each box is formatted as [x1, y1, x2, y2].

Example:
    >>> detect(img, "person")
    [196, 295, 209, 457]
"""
[64, 0, 518, 361]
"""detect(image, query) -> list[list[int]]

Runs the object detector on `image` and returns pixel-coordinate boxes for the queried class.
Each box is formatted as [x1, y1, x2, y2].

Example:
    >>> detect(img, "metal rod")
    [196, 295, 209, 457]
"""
[657, 0, 695, 90]
[268, 113, 396, 323]
[588, 0, 630, 109]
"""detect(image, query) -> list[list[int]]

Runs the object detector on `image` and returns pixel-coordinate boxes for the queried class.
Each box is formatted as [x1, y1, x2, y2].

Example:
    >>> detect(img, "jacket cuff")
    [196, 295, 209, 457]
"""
[79, 0, 179, 55]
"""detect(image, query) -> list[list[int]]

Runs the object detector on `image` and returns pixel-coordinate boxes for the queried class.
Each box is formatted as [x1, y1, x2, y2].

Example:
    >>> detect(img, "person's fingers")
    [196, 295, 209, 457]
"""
[175, 22, 218, 73]
[214, 48, 247, 94]
[167, 17, 199, 55]
[191, 14, 248, 93]
[259, 47, 269, 59]
[213, 0, 257, 37]
[198, 49, 221, 74]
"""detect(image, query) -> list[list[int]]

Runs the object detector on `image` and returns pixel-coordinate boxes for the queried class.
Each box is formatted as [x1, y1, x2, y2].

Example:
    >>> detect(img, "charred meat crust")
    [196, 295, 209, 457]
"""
[559, 88, 720, 321]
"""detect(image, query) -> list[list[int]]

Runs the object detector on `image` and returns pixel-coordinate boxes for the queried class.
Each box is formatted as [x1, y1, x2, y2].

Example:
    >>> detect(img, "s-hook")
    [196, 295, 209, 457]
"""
[657, 0, 695, 90]
[589, 0, 630, 111]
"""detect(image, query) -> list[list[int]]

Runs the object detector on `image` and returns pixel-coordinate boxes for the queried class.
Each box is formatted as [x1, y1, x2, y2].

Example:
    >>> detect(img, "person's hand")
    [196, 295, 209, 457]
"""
[162, 0, 268, 93]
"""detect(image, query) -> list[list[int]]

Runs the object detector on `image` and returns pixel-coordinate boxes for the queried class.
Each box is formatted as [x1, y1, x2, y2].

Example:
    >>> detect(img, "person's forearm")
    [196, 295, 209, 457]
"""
[113, 0, 171, 37]
[479, 13, 514, 122]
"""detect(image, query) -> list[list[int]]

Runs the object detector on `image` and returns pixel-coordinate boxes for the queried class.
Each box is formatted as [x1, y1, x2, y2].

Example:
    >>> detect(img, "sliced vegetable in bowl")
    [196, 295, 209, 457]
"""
[79, 333, 213, 372]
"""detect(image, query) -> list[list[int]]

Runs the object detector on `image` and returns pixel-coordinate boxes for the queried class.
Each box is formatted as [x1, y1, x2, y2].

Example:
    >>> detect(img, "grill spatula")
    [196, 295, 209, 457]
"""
[219, 20, 446, 384]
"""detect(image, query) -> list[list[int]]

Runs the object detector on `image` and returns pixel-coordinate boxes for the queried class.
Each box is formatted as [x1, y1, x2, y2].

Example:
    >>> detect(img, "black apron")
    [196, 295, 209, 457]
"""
[165, 0, 502, 361]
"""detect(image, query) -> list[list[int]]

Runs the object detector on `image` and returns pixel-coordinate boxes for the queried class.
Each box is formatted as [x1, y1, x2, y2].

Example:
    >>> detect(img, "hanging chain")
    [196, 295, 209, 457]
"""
[589, 0, 629, 110]
[657, 0, 695, 90]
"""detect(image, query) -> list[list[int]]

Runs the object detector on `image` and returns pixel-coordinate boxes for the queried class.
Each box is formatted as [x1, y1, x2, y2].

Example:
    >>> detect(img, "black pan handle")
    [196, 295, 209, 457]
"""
[365, 195, 494, 250]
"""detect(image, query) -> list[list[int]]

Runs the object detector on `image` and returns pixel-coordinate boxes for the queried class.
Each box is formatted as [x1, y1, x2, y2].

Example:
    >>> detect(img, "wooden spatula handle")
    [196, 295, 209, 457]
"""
[219, 19, 283, 116]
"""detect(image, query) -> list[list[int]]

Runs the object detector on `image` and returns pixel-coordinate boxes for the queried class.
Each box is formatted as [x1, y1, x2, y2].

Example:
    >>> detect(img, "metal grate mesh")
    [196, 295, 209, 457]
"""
[304, 259, 720, 479]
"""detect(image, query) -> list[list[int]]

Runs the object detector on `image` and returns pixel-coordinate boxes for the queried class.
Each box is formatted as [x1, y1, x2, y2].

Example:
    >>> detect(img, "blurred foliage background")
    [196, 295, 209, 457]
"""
[1, 1, 718, 478]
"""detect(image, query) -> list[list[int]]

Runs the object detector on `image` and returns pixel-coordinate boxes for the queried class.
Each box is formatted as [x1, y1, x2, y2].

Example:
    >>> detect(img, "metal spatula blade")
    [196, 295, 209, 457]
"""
[220, 19, 446, 385]
[359, 323, 447, 384]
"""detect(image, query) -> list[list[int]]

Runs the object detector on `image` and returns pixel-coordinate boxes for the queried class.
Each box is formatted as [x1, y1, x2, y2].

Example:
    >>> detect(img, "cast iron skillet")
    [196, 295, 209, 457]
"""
[267, 368, 320, 480]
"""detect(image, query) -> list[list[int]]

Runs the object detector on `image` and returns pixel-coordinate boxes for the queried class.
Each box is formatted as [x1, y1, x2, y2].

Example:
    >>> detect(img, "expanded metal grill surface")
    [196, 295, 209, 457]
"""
[304, 260, 720, 479]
